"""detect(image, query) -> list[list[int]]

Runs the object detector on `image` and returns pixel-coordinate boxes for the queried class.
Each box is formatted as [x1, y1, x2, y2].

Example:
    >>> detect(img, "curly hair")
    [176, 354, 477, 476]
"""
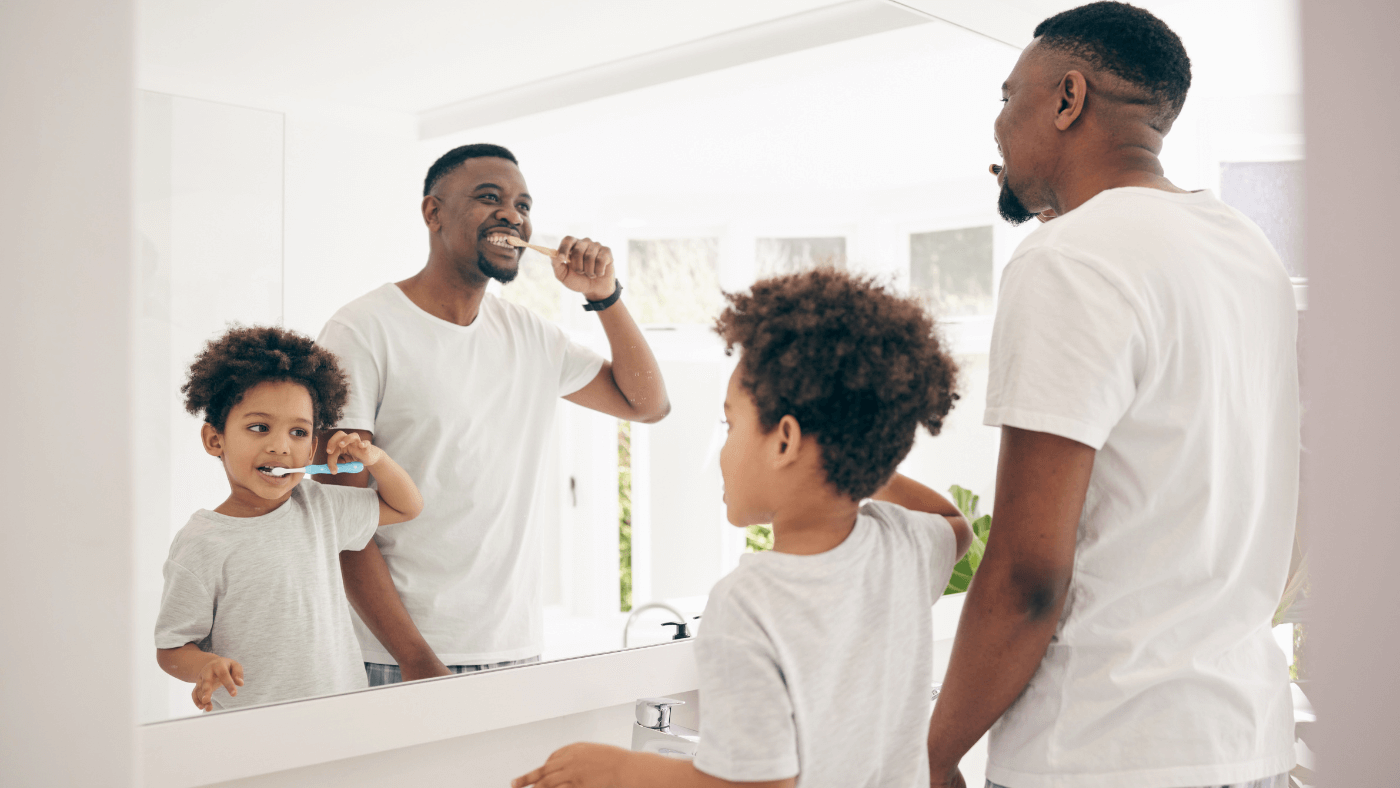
[715, 269, 959, 500]
[181, 325, 349, 432]
[1034, 1, 1192, 129]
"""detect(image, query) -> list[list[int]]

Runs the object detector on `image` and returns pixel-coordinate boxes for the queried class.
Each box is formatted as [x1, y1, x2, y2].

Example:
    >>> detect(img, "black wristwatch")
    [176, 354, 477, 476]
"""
[582, 279, 623, 312]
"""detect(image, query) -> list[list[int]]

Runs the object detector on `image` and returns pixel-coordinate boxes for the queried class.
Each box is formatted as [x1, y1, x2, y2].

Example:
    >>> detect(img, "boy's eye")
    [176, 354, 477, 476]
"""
[291, 429, 310, 438]
[248, 424, 268, 433]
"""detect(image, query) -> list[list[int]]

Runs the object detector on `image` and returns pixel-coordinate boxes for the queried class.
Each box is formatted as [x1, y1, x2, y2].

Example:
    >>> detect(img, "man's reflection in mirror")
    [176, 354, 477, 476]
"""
[315, 144, 671, 684]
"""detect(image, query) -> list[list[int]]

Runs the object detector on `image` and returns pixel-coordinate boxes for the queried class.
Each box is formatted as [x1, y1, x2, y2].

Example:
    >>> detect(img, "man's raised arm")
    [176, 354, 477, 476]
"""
[552, 235, 670, 423]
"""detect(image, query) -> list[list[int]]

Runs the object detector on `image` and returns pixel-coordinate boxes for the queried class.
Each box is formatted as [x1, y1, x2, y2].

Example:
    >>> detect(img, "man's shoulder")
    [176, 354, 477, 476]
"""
[325, 283, 403, 329]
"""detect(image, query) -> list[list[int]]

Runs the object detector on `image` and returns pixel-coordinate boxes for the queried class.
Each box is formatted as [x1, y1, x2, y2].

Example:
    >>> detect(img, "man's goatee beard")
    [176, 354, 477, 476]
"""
[998, 179, 1036, 226]
[477, 254, 520, 284]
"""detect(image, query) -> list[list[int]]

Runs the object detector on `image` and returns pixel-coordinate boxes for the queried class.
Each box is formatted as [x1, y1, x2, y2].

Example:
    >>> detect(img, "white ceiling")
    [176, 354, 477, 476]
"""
[137, 0, 856, 114]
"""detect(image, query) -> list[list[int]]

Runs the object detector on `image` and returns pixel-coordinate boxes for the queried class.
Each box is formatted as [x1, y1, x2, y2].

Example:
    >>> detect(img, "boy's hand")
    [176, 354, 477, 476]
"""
[192, 657, 243, 712]
[512, 743, 625, 788]
[325, 430, 386, 473]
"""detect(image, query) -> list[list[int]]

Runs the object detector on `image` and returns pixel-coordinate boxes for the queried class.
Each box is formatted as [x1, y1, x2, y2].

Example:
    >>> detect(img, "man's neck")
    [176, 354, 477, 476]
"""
[1049, 142, 1187, 216]
[397, 255, 490, 327]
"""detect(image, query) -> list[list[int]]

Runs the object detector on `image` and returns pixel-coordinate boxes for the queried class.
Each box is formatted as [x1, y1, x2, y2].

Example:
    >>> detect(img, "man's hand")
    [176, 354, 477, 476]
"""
[193, 656, 243, 712]
[324, 430, 385, 473]
[553, 236, 616, 301]
[512, 742, 624, 788]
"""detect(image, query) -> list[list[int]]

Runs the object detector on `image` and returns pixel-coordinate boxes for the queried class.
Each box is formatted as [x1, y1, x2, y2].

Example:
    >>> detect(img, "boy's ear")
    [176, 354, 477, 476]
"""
[201, 423, 224, 458]
[772, 415, 803, 469]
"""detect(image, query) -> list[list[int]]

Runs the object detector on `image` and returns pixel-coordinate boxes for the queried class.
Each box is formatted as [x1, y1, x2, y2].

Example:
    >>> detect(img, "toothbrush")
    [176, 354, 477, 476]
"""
[268, 462, 364, 477]
[488, 234, 565, 260]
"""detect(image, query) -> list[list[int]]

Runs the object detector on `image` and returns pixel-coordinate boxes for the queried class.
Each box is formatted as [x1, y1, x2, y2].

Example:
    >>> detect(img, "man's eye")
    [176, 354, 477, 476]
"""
[248, 424, 268, 433]
[480, 193, 499, 202]
[517, 203, 531, 213]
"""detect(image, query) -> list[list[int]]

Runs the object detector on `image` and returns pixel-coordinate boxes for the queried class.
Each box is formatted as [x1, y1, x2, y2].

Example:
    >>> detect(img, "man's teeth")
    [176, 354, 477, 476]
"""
[488, 235, 513, 247]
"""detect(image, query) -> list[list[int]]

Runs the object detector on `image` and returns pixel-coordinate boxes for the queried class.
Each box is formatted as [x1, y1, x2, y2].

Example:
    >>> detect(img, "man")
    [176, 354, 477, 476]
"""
[927, 4, 1298, 788]
[315, 143, 670, 684]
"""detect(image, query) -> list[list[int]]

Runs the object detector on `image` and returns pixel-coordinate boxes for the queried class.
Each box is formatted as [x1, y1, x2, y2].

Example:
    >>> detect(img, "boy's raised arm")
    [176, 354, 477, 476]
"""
[870, 473, 974, 558]
[323, 430, 424, 526]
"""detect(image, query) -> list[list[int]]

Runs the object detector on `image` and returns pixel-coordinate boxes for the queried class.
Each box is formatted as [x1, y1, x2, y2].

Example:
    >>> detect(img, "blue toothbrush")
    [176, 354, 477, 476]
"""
[268, 462, 364, 477]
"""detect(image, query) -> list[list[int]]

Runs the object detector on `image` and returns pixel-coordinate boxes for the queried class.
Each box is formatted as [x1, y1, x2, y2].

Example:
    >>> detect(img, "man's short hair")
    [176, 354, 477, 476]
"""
[715, 269, 960, 501]
[423, 143, 519, 197]
[1034, 1, 1192, 128]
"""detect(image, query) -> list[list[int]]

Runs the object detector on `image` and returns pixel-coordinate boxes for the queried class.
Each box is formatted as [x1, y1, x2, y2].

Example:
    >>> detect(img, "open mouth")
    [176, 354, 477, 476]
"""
[485, 232, 523, 251]
[257, 465, 291, 479]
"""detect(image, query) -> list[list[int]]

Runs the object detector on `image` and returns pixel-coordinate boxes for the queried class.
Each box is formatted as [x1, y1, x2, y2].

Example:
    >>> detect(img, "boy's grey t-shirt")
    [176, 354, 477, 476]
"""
[154, 480, 380, 711]
[693, 501, 959, 787]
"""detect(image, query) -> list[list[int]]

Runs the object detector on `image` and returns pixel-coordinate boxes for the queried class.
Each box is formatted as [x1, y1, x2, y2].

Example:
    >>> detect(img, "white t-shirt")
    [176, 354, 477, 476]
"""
[154, 480, 381, 710]
[316, 284, 604, 665]
[983, 188, 1299, 788]
[693, 502, 959, 787]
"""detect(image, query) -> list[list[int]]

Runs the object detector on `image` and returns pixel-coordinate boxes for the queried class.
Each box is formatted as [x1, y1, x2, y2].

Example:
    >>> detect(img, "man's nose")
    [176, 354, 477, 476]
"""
[495, 205, 525, 227]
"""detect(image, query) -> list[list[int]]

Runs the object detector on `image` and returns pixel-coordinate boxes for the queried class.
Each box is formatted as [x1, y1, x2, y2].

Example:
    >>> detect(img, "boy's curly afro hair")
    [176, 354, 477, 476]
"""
[715, 269, 959, 501]
[181, 325, 349, 432]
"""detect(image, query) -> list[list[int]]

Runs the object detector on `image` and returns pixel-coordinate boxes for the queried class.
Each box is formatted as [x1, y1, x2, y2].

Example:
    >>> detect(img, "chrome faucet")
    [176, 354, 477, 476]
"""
[622, 601, 695, 648]
[632, 697, 699, 759]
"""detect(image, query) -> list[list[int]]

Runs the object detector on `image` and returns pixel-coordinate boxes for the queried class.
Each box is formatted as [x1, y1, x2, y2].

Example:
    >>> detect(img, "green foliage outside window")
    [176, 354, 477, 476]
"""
[746, 523, 774, 552]
[619, 420, 632, 613]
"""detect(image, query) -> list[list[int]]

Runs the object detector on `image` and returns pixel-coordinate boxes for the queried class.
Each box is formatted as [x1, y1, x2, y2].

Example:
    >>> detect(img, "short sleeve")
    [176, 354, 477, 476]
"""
[863, 501, 959, 606]
[558, 336, 605, 397]
[985, 249, 1144, 450]
[316, 318, 382, 433]
[154, 561, 214, 650]
[317, 483, 381, 551]
[692, 629, 799, 781]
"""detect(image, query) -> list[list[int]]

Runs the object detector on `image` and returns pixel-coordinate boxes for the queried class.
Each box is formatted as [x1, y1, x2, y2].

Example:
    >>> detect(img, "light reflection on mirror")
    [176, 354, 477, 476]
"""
[136, 0, 1302, 722]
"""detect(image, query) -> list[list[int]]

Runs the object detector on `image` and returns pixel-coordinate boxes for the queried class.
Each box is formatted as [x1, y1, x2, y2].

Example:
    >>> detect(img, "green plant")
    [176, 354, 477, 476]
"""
[944, 485, 992, 595]
[619, 420, 633, 612]
[746, 523, 774, 552]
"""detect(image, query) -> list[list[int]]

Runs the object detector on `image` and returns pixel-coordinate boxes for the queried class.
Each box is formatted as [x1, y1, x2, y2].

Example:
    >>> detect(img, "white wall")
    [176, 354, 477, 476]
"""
[0, 0, 136, 785]
[1300, 0, 1400, 783]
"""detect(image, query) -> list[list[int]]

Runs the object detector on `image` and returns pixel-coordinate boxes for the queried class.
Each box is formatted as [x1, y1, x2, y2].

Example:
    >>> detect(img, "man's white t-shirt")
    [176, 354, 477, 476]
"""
[317, 284, 604, 665]
[693, 502, 959, 787]
[983, 188, 1299, 788]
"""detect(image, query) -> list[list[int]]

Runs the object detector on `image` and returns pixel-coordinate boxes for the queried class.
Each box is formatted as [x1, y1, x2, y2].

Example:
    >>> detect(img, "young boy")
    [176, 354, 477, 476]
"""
[155, 325, 424, 712]
[513, 269, 973, 787]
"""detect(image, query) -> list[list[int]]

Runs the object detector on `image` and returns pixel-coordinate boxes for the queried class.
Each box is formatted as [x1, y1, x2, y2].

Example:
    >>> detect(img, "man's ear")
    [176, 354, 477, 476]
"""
[771, 415, 803, 470]
[422, 194, 441, 231]
[201, 423, 224, 458]
[1054, 70, 1088, 131]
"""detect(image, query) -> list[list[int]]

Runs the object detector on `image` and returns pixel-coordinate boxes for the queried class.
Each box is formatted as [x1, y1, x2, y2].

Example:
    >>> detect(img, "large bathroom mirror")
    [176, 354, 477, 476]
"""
[136, 0, 1303, 723]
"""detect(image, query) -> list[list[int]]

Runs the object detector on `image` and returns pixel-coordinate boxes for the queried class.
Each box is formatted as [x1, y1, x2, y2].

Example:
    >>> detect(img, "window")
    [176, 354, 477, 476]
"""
[627, 237, 723, 324]
[910, 226, 994, 317]
[755, 236, 846, 277]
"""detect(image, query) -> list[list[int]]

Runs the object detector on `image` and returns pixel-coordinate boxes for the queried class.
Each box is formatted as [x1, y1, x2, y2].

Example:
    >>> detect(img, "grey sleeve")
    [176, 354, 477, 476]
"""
[154, 561, 214, 650]
[321, 483, 381, 551]
[692, 631, 800, 782]
[316, 319, 382, 433]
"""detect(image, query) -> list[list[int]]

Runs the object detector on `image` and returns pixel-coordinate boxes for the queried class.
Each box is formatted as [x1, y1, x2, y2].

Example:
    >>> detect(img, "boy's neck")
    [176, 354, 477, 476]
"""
[768, 494, 862, 556]
[214, 488, 293, 518]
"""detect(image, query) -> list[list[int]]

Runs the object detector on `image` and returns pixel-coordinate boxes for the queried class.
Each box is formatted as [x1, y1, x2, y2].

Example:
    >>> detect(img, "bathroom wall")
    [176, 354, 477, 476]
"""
[0, 0, 137, 784]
